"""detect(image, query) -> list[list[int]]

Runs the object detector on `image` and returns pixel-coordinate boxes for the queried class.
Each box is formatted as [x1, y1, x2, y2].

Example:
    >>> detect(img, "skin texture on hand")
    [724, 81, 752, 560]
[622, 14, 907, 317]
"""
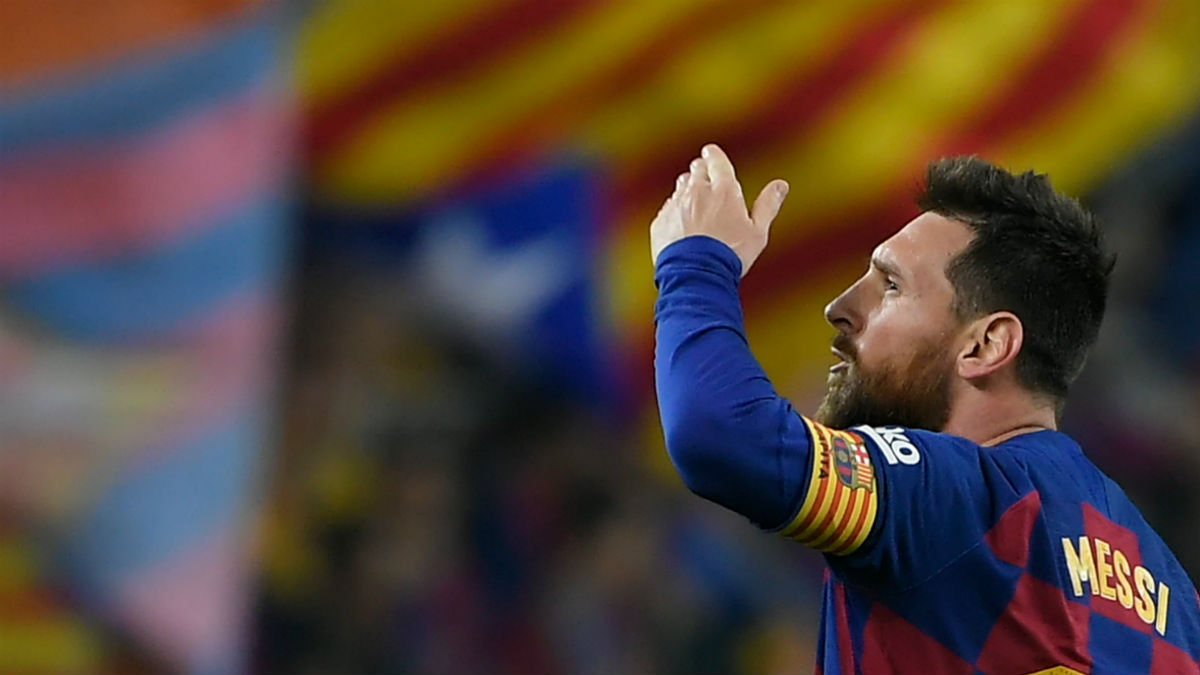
[650, 143, 789, 277]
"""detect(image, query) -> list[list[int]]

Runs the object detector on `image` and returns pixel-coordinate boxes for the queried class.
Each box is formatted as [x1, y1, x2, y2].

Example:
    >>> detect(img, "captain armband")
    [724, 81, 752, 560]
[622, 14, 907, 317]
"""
[779, 417, 879, 555]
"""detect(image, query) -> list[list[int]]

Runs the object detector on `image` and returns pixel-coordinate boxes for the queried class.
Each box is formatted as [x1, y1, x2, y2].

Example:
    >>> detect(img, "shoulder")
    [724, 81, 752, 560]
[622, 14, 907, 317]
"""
[852, 424, 977, 467]
[824, 424, 1035, 584]
[856, 425, 1086, 476]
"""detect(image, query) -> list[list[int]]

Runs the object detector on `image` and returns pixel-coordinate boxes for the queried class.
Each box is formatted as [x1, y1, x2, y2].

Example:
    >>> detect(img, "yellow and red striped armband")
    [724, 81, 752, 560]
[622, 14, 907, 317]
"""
[778, 416, 879, 555]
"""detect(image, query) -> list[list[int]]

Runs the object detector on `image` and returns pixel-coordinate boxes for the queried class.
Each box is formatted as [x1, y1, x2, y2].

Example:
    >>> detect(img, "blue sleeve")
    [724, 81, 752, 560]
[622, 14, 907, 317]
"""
[654, 237, 1026, 578]
[653, 236, 812, 530]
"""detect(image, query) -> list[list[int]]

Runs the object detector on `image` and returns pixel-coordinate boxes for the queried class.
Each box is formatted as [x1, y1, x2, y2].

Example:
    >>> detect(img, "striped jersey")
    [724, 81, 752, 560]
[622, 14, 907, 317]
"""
[653, 236, 1200, 673]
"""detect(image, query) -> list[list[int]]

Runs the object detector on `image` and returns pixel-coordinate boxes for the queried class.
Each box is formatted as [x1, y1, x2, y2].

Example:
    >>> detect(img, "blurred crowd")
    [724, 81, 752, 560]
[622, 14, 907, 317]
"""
[253, 233, 828, 673]
[1, 1, 1198, 673]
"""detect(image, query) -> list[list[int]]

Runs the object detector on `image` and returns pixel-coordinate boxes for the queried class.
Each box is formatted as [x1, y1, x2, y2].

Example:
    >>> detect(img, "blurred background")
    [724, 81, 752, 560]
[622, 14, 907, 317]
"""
[0, 0, 1198, 672]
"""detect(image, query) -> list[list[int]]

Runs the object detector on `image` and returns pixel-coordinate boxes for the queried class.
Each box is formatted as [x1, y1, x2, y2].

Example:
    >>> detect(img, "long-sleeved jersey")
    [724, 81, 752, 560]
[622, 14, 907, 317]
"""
[654, 236, 1200, 674]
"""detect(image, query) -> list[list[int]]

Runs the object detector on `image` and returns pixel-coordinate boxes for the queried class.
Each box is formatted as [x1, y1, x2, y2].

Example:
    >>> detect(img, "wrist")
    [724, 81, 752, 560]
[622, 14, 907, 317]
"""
[654, 236, 743, 283]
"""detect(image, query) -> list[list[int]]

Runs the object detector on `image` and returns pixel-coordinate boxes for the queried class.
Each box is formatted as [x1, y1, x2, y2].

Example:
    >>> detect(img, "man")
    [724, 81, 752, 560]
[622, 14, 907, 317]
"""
[651, 144, 1200, 673]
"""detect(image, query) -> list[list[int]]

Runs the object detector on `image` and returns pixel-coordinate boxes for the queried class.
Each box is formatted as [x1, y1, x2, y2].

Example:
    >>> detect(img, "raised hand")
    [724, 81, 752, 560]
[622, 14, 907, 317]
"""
[650, 143, 789, 277]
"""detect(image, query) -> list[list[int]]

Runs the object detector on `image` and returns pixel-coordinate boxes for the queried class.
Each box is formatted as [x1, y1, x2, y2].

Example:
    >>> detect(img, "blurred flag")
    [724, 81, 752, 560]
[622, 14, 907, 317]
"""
[0, 1, 292, 672]
[309, 162, 615, 403]
[297, 0, 1200, 410]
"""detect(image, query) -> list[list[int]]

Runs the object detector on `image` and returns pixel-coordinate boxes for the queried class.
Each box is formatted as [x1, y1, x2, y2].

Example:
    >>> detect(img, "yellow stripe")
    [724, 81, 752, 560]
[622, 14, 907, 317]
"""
[815, 486, 864, 552]
[296, 0, 491, 103]
[780, 420, 881, 552]
[578, 0, 889, 167]
[843, 474, 880, 553]
[816, 430, 874, 551]
[740, 0, 1083, 225]
[786, 420, 837, 540]
[791, 424, 842, 542]
[1027, 667, 1085, 675]
[606, 0, 1080, 337]
[733, 0, 1200, 397]
[780, 416, 831, 537]
[598, 0, 910, 335]
[829, 429, 879, 553]
[994, 0, 1200, 194]
[805, 472, 854, 549]
[319, 0, 712, 202]
[773, 0, 1095, 218]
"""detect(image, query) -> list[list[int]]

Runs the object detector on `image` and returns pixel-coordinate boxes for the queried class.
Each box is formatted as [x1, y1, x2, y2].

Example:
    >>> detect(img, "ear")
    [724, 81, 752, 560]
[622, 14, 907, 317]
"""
[956, 311, 1023, 381]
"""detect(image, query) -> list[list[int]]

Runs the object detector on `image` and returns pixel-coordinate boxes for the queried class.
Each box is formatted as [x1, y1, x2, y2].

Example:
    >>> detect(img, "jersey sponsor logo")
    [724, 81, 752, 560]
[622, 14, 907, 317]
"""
[1061, 535, 1171, 636]
[856, 425, 921, 465]
[780, 417, 879, 555]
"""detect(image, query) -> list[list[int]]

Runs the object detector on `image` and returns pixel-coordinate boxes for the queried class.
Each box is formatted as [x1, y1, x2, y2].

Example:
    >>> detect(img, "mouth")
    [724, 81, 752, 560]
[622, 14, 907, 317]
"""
[830, 347, 852, 373]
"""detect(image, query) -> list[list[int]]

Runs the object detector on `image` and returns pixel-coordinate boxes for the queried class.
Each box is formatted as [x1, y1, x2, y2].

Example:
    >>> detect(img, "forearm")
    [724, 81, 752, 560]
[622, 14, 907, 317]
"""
[653, 236, 811, 529]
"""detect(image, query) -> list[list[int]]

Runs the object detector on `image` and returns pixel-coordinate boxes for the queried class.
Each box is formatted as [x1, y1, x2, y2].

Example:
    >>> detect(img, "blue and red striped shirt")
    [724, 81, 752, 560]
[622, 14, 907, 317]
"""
[654, 236, 1200, 673]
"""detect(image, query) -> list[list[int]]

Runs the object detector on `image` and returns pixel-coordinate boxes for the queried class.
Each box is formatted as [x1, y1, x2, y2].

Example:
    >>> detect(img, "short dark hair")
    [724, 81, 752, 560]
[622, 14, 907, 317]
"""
[917, 156, 1116, 404]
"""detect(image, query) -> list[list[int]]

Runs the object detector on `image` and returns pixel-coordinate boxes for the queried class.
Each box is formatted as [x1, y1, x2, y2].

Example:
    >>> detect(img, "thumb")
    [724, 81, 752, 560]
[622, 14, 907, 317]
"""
[751, 179, 789, 232]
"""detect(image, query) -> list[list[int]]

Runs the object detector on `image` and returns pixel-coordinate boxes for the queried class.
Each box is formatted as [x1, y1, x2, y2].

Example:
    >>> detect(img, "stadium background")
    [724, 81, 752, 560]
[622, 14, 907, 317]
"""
[1, 0, 1198, 672]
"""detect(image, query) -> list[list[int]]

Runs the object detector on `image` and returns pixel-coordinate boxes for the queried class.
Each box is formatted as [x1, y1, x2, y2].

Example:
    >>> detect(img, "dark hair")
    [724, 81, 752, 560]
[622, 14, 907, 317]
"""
[917, 156, 1116, 404]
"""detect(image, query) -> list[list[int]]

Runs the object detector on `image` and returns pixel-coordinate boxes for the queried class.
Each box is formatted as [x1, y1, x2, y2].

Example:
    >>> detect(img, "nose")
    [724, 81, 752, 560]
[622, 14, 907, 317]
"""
[824, 282, 861, 335]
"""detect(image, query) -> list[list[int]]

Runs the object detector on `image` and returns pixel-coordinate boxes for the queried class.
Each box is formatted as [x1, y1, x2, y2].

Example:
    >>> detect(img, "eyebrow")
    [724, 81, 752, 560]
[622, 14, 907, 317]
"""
[870, 253, 903, 281]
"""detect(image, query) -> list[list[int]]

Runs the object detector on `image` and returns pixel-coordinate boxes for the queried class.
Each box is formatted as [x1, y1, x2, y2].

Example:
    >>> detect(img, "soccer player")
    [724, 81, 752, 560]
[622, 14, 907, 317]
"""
[651, 144, 1200, 673]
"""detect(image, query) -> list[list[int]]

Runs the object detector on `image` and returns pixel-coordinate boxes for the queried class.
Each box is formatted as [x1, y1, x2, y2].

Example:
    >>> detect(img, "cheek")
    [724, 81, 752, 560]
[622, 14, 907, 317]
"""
[858, 304, 932, 369]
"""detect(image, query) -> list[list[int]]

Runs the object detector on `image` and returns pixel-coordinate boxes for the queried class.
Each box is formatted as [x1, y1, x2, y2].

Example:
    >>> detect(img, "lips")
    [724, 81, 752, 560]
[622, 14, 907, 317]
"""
[830, 338, 856, 374]
[830, 347, 852, 373]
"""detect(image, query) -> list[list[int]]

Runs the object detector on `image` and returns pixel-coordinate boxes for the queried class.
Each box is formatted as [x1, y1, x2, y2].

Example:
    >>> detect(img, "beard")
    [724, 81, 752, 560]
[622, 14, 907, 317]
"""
[815, 333, 954, 432]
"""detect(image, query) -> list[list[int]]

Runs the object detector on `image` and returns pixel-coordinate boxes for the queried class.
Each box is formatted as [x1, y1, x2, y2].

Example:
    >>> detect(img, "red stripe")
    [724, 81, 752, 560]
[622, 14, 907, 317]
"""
[0, 89, 290, 279]
[832, 491, 875, 555]
[456, 0, 789, 190]
[788, 424, 834, 536]
[610, 0, 946, 224]
[818, 488, 861, 550]
[803, 469, 847, 547]
[740, 191, 918, 308]
[738, 0, 1150, 311]
[622, 2, 949, 398]
[834, 581, 855, 673]
[629, 0, 1150, 400]
[307, 0, 603, 160]
[938, 0, 1148, 156]
[857, 464, 872, 484]
[790, 463, 832, 537]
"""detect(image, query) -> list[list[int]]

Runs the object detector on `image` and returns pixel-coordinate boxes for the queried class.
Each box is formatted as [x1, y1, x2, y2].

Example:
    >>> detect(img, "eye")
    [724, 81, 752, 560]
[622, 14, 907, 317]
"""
[885, 278, 900, 293]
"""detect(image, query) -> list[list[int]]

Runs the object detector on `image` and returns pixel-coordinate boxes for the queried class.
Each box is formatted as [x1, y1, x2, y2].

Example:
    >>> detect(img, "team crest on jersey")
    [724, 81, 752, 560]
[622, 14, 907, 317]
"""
[832, 434, 874, 492]
[783, 418, 880, 555]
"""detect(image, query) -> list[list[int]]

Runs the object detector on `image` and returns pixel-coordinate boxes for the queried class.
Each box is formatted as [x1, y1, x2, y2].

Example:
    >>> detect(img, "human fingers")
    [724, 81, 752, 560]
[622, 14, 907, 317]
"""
[750, 179, 790, 233]
[701, 143, 736, 184]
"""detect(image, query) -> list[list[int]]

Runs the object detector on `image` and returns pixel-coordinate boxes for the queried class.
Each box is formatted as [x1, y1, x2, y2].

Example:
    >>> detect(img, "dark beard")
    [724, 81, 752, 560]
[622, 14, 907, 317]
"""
[815, 335, 954, 431]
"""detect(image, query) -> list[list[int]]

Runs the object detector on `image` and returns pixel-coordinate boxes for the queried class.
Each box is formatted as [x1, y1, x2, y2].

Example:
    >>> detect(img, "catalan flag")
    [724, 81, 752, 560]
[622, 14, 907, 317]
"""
[296, 0, 1200, 428]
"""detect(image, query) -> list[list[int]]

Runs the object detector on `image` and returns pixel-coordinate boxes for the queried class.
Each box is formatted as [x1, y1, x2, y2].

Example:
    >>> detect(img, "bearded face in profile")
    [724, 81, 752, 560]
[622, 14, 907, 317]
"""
[815, 330, 956, 432]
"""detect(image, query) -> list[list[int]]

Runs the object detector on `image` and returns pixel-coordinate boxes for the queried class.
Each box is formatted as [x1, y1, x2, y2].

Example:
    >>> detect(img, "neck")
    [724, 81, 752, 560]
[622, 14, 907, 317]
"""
[940, 384, 1058, 447]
